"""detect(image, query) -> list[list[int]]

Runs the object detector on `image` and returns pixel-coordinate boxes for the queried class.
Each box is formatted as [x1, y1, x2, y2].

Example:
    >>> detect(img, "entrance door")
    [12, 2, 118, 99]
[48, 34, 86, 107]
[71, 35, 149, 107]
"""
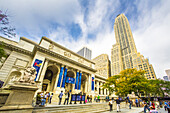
[42, 83, 48, 91]
[42, 65, 59, 92]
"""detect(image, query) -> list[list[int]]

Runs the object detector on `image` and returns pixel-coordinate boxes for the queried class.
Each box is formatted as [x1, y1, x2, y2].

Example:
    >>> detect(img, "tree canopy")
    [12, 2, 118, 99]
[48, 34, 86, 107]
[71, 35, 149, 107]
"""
[103, 68, 170, 97]
[0, 44, 6, 63]
[0, 10, 16, 38]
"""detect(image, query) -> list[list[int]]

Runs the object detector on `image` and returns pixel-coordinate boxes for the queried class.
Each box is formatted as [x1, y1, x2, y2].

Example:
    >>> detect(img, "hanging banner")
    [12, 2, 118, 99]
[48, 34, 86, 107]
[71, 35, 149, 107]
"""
[92, 77, 95, 91]
[66, 77, 75, 84]
[33, 59, 42, 81]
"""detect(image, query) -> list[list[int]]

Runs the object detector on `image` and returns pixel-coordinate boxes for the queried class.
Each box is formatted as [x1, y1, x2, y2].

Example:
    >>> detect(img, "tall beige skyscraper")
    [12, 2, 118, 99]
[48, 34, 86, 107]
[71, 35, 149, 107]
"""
[111, 14, 156, 79]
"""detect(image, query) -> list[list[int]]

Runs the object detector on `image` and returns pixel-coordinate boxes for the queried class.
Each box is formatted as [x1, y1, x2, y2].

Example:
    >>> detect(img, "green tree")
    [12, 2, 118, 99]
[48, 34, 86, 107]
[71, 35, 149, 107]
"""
[103, 68, 170, 98]
[0, 43, 6, 62]
[0, 10, 16, 38]
[103, 68, 151, 97]
[148, 79, 170, 97]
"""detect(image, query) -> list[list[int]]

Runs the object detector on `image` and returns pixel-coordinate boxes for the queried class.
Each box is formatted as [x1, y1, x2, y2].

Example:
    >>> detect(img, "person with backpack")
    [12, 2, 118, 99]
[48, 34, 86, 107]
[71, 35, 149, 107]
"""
[108, 99, 113, 112]
[58, 91, 63, 105]
[144, 100, 150, 113]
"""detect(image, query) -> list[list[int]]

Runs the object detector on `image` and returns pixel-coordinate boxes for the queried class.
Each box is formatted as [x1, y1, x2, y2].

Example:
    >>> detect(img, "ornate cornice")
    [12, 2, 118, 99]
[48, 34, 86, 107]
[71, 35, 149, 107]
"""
[0, 40, 96, 72]
[35, 45, 97, 72]
[95, 74, 107, 81]
[41, 36, 95, 64]
[0, 41, 33, 56]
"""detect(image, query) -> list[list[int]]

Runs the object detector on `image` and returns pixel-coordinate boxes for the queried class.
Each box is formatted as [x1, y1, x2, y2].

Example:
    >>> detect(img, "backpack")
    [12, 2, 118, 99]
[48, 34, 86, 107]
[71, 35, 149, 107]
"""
[109, 101, 111, 105]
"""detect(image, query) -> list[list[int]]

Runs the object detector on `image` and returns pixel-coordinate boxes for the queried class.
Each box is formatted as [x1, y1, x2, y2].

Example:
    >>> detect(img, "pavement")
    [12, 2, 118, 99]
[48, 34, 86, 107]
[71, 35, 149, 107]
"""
[102, 107, 169, 113]
[103, 107, 143, 113]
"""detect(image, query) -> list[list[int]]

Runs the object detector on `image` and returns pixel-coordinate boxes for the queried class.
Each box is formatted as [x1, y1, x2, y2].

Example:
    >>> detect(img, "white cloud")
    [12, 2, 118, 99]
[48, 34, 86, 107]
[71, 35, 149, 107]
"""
[133, 0, 170, 78]
[0, 0, 169, 79]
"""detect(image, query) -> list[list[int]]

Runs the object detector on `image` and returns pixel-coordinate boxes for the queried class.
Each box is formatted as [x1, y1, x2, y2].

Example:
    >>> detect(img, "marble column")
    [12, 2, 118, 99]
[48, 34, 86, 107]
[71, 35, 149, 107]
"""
[57, 65, 64, 87]
[61, 66, 68, 88]
[100, 82, 103, 95]
[97, 81, 99, 94]
[88, 74, 91, 92]
[75, 71, 79, 90]
[78, 72, 82, 90]
[85, 78, 88, 93]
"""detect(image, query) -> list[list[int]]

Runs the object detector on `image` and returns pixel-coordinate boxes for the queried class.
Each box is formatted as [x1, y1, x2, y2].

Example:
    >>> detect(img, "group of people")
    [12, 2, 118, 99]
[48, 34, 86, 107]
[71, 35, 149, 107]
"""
[126, 97, 170, 113]
[36, 92, 53, 107]
[58, 90, 70, 105]
[108, 97, 121, 112]
[94, 95, 100, 102]
[57, 90, 71, 105]
[86, 95, 92, 103]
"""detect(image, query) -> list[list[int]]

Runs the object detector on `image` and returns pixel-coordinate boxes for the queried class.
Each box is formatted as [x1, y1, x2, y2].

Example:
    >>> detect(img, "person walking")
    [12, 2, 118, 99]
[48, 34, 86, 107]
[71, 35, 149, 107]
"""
[144, 100, 150, 113]
[49, 93, 53, 104]
[64, 91, 70, 105]
[36, 92, 41, 107]
[116, 97, 121, 112]
[135, 98, 138, 107]
[109, 99, 113, 112]
[58, 91, 63, 105]
[128, 99, 132, 109]
[97, 95, 100, 103]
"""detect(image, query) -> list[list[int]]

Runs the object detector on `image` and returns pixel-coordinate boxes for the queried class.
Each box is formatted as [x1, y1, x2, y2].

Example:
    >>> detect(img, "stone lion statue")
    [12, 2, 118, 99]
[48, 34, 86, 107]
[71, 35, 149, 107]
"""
[19, 66, 37, 84]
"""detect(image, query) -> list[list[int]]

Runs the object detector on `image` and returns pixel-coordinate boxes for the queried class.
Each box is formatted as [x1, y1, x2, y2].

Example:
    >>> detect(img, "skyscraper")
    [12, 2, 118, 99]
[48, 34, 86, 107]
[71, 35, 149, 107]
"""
[92, 54, 111, 78]
[111, 14, 156, 79]
[77, 47, 92, 60]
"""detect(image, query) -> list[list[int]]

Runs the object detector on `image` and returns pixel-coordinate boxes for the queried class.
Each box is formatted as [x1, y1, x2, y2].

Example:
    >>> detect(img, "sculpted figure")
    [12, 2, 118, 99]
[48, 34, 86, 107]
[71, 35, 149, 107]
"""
[19, 66, 37, 84]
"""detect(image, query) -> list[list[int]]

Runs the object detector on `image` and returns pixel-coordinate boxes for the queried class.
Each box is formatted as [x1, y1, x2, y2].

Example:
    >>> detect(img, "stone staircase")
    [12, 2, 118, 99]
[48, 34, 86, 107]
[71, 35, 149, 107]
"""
[0, 53, 16, 82]
[33, 102, 127, 113]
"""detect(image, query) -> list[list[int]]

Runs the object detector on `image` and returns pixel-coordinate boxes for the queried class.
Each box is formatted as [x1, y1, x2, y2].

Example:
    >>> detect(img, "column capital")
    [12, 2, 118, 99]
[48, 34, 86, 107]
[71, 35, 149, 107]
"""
[61, 64, 64, 67]
[65, 66, 68, 69]
[76, 70, 80, 72]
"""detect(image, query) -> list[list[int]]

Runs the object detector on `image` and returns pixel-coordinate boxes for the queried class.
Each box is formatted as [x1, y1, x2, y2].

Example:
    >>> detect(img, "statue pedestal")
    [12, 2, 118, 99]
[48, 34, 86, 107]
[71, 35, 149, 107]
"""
[0, 83, 38, 111]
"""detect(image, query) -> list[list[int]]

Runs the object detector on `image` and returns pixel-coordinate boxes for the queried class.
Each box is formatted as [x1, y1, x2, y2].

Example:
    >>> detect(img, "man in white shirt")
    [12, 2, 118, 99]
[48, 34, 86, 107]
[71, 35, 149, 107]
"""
[109, 99, 113, 112]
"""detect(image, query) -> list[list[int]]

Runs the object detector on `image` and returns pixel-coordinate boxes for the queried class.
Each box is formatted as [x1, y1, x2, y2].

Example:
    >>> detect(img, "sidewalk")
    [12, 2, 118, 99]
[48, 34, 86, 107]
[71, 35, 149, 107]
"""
[103, 107, 143, 113]
[139, 108, 168, 113]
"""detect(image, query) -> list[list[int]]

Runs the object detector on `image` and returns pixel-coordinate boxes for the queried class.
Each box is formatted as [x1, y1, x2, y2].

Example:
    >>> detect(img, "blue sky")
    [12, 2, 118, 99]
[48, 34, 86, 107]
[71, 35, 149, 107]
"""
[0, 0, 170, 79]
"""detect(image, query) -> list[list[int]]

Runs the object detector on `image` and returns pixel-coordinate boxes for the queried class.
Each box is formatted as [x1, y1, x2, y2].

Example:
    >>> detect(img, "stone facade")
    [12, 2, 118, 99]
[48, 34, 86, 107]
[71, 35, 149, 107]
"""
[0, 36, 109, 103]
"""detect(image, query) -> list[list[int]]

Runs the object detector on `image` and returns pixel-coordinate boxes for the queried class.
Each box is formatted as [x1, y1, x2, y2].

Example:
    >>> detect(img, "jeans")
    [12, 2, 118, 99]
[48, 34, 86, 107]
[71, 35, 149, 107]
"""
[41, 99, 46, 106]
[59, 98, 62, 105]
[110, 105, 112, 112]
[64, 98, 69, 105]
[144, 106, 150, 113]
[129, 104, 131, 109]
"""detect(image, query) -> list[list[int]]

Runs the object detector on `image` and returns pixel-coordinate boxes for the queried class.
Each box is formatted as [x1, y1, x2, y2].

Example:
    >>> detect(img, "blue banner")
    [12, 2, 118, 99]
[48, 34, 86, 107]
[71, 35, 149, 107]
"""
[76, 95, 81, 101]
[71, 95, 76, 101]
[61, 68, 68, 88]
[57, 66, 64, 87]
[75, 72, 79, 89]
[33, 59, 42, 81]
[82, 95, 85, 101]
[78, 73, 82, 90]
[66, 77, 75, 84]
[92, 77, 94, 91]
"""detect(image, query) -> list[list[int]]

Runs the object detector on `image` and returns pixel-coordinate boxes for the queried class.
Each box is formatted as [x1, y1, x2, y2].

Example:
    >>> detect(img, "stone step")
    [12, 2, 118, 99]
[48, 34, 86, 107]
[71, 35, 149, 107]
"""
[33, 103, 111, 113]
[0, 54, 16, 81]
